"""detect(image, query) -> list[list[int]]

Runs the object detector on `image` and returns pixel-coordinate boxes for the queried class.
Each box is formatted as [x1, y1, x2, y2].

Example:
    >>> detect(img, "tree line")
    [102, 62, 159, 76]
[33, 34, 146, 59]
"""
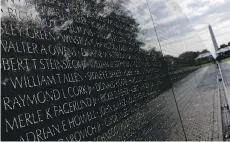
[220, 42, 230, 49]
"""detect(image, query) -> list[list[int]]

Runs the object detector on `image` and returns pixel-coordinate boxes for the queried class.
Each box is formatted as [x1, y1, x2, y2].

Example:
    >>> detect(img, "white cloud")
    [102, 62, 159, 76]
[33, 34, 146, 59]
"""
[179, 0, 228, 18]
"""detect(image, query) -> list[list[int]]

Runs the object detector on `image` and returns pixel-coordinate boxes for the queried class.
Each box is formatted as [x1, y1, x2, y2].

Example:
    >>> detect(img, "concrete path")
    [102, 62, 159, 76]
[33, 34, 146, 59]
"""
[173, 64, 220, 140]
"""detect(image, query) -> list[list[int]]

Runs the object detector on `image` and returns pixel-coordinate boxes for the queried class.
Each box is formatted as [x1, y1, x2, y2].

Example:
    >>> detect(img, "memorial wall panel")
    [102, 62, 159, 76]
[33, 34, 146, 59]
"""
[1, 0, 209, 141]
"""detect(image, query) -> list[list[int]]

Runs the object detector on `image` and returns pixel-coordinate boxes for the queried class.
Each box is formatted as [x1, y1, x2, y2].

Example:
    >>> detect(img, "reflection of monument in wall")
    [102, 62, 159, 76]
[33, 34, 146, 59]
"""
[209, 25, 219, 53]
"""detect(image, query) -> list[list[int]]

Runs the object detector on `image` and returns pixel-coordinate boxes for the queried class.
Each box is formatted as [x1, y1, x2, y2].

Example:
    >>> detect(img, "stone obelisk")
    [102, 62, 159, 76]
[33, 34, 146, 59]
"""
[209, 25, 219, 52]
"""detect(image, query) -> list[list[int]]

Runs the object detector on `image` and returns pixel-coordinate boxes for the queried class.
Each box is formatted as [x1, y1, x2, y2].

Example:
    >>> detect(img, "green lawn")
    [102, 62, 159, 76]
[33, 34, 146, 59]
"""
[222, 57, 230, 62]
[181, 57, 230, 72]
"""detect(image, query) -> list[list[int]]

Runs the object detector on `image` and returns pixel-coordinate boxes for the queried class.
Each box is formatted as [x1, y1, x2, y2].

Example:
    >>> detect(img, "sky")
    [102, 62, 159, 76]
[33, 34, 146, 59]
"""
[178, 0, 230, 56]
[123, 0, 230, 57]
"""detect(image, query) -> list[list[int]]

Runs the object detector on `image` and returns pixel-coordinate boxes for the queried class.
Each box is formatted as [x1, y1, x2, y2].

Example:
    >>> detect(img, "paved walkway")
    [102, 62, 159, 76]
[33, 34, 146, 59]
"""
[110, 63, 226, 141]
[173, 64, 220, 140]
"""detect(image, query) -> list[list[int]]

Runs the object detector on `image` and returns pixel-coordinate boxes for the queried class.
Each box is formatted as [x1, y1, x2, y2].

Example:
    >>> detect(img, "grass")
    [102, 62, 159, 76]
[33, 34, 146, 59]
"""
[222, 57, 230, 62]
[199, 62, 214, 68]
[180, 58, 230, 73]
[181, 62, 214, 71]
[172, 62, 215, 74]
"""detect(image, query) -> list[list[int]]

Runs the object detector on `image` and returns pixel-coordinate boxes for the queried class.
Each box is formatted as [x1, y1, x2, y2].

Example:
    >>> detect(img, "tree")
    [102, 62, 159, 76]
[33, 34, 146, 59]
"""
[220, 44, 228, 49]
[178, 51, 199, 66]
[200, 49, 209, 53]
[164, 55, 177, 64]
[228, 42, 230, 46]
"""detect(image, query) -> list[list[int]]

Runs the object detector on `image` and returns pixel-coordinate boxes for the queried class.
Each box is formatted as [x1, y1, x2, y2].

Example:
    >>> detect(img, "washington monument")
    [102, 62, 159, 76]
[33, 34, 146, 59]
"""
[209, 25, 219, 52]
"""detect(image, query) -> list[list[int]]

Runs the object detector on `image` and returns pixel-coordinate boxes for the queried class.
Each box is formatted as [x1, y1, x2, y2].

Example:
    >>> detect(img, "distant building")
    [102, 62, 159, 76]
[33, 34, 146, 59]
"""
[216, 46, 230, 55]
[195, 52, 212, 60]
[216, 46, 230, 61]
[195, 52, 214, 64]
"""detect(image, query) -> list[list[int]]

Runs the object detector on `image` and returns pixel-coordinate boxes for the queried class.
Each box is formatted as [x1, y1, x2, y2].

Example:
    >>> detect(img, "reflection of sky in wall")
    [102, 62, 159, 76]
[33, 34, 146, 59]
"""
[124, 0, 229, 57]
[122, 0, 161, 52]
[179, 0, 230, 56]
[2, 0, 228, 57]
[123, 0, 208, 57]
[1, 0, 39, 20]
